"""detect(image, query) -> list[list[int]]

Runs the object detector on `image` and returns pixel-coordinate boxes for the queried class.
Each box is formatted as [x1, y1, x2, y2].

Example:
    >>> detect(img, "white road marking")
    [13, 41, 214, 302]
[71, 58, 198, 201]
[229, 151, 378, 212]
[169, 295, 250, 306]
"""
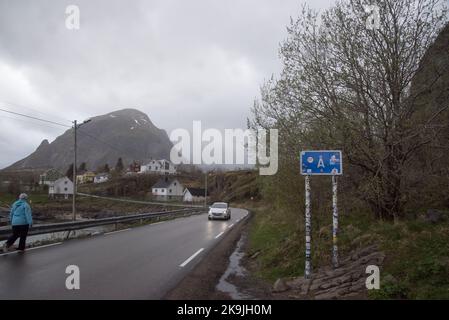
[0, 251, 17, 257]
[228, 223, 234, 228]
[180, 248, 204, 267]
[104, 228, 131, 235]
[0, 242, 62, 256]
[151, 221, 165, 226]
[215, 231, 224, 239]
[28, 242, 62, 251]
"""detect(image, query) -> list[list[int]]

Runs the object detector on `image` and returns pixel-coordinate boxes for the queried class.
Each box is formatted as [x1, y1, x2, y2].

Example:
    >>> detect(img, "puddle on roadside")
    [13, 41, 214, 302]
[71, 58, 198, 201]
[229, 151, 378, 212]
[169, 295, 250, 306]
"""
[216, 234, 254, 300]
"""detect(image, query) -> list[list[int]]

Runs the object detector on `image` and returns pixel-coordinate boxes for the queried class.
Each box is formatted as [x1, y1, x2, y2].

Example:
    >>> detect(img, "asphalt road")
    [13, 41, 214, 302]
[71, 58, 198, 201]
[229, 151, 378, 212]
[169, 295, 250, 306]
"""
[0, 208, 248, 299]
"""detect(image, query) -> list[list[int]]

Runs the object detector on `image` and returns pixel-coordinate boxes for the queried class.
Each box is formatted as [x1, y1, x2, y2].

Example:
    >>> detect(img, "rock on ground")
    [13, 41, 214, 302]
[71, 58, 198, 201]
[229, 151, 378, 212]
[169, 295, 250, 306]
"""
[272, 244, 385, 299]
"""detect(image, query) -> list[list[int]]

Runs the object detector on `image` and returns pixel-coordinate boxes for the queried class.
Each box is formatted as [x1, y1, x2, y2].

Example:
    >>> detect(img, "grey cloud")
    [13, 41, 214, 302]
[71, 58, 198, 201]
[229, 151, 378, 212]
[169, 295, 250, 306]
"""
[0, 0, 333, 168]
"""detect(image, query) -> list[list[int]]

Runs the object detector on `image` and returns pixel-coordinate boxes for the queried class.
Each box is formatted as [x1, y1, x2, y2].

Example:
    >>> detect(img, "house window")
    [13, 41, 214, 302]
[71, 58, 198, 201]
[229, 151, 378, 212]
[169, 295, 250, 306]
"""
[154, 189, 157, 192]
[64, 188, 68, 191]
[161, 188, 165, 192]
[174, 182, 177, 186]
[64, 181, 67, 184]
[169, 189, 172, 193]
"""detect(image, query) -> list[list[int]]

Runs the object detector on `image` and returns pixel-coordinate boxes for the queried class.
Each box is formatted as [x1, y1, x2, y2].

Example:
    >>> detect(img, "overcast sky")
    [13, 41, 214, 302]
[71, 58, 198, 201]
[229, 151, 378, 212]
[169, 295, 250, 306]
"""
[0, 0, 334, 169]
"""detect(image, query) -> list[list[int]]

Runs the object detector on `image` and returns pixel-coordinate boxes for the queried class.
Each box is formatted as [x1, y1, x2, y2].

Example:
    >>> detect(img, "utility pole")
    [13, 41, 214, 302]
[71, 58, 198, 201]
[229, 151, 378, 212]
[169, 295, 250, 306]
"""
[72, 118, 91, 221]
[204, 171, 208, 208]
[72, 120, 77, 221]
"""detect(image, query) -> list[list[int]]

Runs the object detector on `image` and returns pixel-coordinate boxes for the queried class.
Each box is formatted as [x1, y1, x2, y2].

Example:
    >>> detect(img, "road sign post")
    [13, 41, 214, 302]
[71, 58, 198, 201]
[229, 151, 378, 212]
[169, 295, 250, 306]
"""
[300, 150, 342, 277]
[332, 175, 339, 268]
[304, 174, 312, 279]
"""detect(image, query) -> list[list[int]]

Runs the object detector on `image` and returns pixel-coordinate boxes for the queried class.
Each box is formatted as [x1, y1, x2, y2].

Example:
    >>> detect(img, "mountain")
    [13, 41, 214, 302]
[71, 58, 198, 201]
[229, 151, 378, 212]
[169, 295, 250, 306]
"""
[410, 23, 449, 114]
[3, 108, 173, 172]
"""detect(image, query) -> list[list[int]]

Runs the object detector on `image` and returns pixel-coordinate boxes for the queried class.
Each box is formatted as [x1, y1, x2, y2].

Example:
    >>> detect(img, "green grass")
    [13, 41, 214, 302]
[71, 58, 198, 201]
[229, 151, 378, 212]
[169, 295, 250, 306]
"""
[247, 203, 449, 299]
[0, 192, 49, 207]
[371, 221, 449, 299]
[247, 205, 305, 281]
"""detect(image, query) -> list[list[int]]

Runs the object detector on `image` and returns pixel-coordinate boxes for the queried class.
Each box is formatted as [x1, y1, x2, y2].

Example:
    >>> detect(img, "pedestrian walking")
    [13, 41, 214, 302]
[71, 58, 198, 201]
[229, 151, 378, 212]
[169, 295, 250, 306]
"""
[2, 193, 33, 253]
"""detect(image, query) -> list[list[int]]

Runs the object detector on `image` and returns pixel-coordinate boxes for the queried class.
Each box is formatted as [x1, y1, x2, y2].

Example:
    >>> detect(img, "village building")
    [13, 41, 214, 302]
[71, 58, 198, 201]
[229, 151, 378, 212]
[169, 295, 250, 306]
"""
[140, 159, 177, 175]
[94, 173, 110, 184]
[151, 177, 184, 200]
[76, 171, 96, 184]
[49, 177, 73, 199]
[183, 187, 208, 203]
[129, 161, 141, 173]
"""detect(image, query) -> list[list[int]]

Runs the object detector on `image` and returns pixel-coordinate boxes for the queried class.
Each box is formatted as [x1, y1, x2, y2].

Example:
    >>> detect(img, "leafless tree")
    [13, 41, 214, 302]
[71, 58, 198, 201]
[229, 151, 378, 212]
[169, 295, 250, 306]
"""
[251, 0, 448, 220]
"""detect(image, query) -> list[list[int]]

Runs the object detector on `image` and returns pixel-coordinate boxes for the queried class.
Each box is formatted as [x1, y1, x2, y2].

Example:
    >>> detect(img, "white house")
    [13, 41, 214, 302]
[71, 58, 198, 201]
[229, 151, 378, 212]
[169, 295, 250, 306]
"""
[140, 159, 177, 175]
[152, 177, 184, 200]
[94, 173, 110, 184]
[183, 187, 208, 203]
[49, 177, 73, 199]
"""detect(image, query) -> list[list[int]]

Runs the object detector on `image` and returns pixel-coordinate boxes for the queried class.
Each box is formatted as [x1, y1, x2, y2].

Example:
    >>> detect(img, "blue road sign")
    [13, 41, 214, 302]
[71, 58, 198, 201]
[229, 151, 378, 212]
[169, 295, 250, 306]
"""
[300, 150, 343, 175]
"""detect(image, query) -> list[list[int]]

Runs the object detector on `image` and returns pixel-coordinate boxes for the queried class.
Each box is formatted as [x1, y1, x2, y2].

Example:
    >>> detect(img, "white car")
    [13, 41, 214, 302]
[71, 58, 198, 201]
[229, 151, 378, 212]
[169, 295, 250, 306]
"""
[208, 202, 231, 220]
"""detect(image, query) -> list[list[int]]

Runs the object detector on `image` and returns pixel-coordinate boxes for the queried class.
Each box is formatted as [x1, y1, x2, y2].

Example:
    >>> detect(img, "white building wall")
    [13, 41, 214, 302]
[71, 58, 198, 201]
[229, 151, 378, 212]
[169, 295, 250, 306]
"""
[183, 190, 193, 202]
[152, 187, 168, 196]
[94, 176, 109, 184]
[49, 177, 73, 197]
[167, 180, 183, 196]
[140, 160, 177, 175]
[183, 192, 205, 203]
[152, 180, 183, 197]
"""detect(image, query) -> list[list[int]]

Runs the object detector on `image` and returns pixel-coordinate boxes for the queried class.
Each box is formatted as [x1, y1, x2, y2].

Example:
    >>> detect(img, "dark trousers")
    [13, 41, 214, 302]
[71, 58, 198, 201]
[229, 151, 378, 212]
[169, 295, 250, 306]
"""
[6, 225, 29, 250]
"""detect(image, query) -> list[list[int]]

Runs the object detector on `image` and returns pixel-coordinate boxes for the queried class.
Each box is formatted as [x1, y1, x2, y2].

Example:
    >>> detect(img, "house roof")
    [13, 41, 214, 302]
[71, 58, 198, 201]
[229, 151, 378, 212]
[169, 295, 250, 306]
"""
[143, 159, 173, 166]
[54, 177, 73, 184]
[152, 178, 180, 189]
[185, 187, 208, 197]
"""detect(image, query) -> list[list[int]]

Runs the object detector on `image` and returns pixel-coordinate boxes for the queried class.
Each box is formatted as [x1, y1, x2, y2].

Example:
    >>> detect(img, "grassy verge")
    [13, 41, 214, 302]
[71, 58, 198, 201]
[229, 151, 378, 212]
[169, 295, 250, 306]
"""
[244, 201, 449, 299]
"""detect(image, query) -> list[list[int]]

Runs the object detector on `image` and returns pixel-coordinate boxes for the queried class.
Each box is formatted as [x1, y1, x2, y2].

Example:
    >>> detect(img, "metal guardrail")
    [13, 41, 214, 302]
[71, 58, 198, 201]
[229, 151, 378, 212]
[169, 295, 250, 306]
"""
[0, 207, 206, 241]
[77, 192, 205, 208]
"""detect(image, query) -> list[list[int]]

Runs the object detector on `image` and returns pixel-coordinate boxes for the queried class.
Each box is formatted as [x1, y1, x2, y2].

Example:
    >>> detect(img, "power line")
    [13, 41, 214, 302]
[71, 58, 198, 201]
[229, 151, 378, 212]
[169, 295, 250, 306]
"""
[0, 108, 71, 128]
[1, 107, 131, 162]
[0, 115, 67, 131]
[0, 100, 73, 124]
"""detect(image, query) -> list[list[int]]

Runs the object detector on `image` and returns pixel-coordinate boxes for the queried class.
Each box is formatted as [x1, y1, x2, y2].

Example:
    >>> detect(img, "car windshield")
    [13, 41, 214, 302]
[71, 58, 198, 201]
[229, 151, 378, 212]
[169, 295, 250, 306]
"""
[211, 203, 227, 209]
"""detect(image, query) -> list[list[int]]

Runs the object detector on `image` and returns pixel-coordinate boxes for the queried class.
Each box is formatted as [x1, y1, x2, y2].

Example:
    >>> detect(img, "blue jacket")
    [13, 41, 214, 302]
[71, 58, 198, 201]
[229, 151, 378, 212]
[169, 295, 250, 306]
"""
[10, 199, 33, 226]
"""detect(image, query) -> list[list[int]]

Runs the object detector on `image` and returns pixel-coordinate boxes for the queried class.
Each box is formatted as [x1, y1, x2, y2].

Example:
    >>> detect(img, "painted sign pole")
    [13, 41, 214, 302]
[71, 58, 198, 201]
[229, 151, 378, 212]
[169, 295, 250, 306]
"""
[301, 150, 342, 277]
[332, 175, 339, 268]
[304, 174, 312, 279]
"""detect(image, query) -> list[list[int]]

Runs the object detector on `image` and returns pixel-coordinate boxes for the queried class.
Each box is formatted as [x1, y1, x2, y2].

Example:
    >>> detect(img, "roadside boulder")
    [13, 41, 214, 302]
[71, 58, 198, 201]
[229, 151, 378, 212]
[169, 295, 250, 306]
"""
[272, 278, 289, 293]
